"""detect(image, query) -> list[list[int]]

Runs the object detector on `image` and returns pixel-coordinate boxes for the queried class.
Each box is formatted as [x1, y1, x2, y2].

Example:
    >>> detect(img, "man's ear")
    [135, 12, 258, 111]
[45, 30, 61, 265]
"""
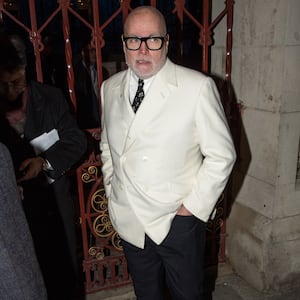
[121, 34, 125, 43]
[165, 34, 169, 51]
[121, 35, 127, 53]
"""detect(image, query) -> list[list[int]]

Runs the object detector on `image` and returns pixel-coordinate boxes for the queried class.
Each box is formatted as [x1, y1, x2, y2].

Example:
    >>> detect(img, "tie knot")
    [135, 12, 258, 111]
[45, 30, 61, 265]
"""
[138, 78, 144, 88]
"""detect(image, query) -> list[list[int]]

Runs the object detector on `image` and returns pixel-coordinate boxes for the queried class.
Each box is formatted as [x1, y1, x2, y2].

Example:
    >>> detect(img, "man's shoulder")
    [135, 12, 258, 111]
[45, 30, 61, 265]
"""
[103, 69, 127, 87]
[174, 62, 208, 79]
[29, 81, 67, 110]
[30, 80, 62, 95]
[164, 58, 209, 83]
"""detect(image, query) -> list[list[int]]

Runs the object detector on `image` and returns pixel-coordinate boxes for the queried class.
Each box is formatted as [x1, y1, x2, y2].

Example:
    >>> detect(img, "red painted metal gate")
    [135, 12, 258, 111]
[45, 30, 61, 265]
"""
[0, 0, 235, 294]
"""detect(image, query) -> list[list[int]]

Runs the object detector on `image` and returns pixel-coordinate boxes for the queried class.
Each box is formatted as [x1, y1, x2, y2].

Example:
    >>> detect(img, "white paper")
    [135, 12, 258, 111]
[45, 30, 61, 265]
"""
[30, 128, 59, 155]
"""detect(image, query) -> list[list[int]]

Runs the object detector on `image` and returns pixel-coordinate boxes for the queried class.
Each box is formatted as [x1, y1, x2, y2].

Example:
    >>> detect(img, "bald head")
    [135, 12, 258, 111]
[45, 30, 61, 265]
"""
[124, 6, 167, 37]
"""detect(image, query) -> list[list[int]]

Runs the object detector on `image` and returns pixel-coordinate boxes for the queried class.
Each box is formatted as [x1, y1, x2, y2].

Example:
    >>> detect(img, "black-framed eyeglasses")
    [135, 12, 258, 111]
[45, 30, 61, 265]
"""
[123, 35, 167, 51]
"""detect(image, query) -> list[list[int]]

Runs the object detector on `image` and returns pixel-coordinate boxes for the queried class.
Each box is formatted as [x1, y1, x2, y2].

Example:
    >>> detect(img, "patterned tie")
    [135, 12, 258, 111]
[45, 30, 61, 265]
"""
[132, 79, 145, 113]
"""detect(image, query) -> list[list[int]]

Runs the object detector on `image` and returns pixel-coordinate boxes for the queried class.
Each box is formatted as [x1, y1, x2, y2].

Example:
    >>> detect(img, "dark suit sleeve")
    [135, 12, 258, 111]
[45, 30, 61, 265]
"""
[39, 86, 87, 179]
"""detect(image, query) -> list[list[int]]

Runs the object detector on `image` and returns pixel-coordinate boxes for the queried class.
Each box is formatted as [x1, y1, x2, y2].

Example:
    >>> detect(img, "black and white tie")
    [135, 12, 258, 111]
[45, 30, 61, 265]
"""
[132, 79, 144, 113]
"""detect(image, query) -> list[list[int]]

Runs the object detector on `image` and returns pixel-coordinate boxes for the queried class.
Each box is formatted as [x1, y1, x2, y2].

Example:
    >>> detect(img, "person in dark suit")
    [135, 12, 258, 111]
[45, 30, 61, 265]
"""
[73, 40, 103, 129]
[0, 32, 87, 299]
[0, 142, 47, 300]
[73, 39, 109, 157]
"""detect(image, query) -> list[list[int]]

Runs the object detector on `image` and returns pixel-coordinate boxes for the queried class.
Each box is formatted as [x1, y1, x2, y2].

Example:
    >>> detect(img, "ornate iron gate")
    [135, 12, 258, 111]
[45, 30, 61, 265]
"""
[0, 0, 235, 294]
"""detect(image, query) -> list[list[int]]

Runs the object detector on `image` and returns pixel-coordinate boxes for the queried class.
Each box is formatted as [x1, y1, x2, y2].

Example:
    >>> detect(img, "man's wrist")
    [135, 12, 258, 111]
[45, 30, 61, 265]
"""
[40, 157, 51, 171]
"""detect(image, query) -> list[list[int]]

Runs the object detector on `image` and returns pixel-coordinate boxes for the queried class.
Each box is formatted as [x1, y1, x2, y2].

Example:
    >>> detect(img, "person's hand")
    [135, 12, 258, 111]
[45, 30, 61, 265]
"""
[91, 131, 101, 140]
[17, 157, 44, 183]
[176, 204, 193, 216]
[17, 185, 24, 200]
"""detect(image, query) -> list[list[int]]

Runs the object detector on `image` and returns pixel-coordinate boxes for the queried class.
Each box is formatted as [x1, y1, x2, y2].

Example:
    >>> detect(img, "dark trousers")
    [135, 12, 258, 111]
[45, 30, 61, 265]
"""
[121, 215, 206, 300]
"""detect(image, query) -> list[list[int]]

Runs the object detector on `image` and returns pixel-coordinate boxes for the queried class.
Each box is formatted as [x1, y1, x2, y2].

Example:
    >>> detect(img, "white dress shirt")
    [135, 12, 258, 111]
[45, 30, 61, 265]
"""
[129, 72, 154, 104]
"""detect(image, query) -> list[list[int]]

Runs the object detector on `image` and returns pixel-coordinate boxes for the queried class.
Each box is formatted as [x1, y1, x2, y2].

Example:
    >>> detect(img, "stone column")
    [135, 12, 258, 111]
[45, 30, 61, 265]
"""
[212, 0, 300, 294]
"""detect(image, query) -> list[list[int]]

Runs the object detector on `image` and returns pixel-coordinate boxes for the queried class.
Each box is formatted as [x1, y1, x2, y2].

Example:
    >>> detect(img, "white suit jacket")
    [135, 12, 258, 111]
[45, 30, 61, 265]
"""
[100, 58, 236, 248]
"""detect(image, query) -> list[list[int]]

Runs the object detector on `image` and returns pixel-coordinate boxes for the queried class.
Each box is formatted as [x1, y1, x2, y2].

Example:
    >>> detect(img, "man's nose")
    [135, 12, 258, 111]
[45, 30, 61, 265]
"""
[139, 40, 149, 53]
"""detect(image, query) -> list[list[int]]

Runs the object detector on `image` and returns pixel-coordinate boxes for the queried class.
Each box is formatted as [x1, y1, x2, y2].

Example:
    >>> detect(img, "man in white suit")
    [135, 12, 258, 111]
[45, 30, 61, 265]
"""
[100, 6, 236, 300]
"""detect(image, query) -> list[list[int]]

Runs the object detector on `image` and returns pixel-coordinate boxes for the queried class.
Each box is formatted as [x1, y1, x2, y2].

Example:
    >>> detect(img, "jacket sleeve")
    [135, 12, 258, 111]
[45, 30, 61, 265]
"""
[40, 88, 87, 180]
[182, 77, 236, 222]
[99, 81, 113, 198]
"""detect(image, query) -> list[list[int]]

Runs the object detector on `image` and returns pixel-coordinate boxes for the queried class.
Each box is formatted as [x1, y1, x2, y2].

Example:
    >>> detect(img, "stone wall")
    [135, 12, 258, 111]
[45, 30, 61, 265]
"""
[212, 0, 300, 294]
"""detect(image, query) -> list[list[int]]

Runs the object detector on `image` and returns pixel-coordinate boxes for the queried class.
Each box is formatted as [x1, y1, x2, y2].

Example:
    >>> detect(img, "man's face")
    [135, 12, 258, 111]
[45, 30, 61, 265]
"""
[123, 9, 168, 79]
[0, 67, 26, 104]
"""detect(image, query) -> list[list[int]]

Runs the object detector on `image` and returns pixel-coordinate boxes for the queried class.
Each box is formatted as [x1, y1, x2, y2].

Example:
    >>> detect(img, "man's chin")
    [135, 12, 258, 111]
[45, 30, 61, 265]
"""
[134, 70, 154, 80]
[133, 64, 154, 78]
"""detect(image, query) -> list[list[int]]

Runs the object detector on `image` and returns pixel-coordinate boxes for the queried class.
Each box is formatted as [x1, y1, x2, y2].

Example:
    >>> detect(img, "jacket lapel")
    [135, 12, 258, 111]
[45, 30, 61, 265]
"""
[124, 59, 177, 152]
[118, 71, 135, 125]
